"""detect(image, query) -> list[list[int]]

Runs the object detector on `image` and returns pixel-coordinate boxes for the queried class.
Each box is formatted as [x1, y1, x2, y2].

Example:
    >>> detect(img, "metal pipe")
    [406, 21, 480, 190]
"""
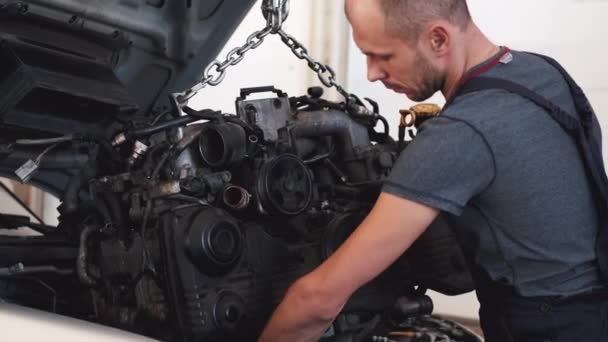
[63, 147, 98, 214]
[15, 135, 74, 146]
[168, 194, 210, 207]
[1, 149, 89, 169]
[77, 225, 98, 286]
[303, 147, 334, 165]
[112, 108, 218, 147]
[291, 110, 370, 160]
[26, 222, 58, 235]
[198, 122, 247, 167]
[175, 124, 205, 154]
[132, 116, 197, 138]
[0, 263, 73, 276]
[222, 185, 251, 210]
[292, 110, 370, 181]
[102, 193, 126, 241]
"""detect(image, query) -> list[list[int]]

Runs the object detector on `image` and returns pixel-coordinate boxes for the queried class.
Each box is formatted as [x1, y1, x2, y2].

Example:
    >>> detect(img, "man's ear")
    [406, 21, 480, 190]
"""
[425, 24, 450, 56]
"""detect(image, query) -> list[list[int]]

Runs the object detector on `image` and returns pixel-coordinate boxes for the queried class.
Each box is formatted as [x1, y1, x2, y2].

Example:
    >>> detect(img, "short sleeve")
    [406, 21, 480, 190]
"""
[382, 116, 495, 215]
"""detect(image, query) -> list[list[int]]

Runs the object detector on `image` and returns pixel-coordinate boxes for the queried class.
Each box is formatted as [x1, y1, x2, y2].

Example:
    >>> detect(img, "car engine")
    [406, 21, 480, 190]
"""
[0, 1, 481, 341]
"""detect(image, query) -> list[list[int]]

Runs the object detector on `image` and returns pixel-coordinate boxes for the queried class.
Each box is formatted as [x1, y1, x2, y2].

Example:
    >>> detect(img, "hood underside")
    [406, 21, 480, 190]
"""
[0, 0, 257, 137]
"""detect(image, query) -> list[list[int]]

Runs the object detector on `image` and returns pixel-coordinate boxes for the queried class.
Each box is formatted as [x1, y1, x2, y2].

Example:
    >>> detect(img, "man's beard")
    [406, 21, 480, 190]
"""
[408, 50, 445, 102]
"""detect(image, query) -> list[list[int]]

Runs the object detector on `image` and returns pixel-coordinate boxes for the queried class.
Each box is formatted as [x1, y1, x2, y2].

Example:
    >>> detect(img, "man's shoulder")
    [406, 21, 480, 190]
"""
[438, 50, 574, 131]
[489, 50, 566, 87]
[438, 88, 525, 127]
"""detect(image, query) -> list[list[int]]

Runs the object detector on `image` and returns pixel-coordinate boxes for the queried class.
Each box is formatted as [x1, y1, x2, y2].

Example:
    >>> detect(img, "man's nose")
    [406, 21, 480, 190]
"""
[367, 59, 386, 82]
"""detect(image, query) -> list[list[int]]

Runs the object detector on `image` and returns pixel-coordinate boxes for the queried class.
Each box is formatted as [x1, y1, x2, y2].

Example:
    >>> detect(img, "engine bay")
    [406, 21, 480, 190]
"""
[0, 83, 479, 341]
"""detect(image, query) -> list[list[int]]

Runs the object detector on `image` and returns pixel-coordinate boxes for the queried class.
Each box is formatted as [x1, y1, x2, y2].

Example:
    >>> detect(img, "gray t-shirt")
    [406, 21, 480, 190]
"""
[383, 49, 604, 297]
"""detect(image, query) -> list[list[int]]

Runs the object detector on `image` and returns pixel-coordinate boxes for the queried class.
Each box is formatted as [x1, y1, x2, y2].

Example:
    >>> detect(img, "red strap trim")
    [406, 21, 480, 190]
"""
[458, 47, 512, 87]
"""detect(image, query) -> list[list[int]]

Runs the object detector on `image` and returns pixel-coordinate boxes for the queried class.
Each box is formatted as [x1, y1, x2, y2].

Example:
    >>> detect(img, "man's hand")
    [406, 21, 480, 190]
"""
[258, 192, 439, 342]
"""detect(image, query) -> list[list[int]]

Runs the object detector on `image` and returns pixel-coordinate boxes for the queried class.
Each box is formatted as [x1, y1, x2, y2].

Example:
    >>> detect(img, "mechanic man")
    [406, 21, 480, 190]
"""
[259, 0, 607, 341]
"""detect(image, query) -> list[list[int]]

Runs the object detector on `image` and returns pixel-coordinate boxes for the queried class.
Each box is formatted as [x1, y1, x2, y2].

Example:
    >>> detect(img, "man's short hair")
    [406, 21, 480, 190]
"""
[379, 0, 471, 42]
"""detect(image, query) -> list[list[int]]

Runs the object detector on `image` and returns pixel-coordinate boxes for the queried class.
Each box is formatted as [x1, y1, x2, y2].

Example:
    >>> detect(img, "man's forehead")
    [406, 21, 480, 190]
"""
[347, 0, 387, 36]
[347, 1, 393, 45]
[351, 26, 405, 58]
[345, 0, 383, 21]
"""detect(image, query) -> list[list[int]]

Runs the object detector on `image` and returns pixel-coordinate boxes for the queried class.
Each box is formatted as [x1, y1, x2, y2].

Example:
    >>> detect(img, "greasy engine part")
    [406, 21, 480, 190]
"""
[198, 122, 248, 168]
[160, 205, 415, 341]
[398, 104, 442, 149]
[289, 110, 371, 183]
[222, 185, 252, 211]
[390, 295, 434, 323]
[367, 315, 483, 342]
[76, 225, 99, 286]
[399, 103, 442, 129]
[183, 208, 244, 276]
[235, 86, 292, 143]
[255, 154, 313, 216]
[321, 211, 368, 259]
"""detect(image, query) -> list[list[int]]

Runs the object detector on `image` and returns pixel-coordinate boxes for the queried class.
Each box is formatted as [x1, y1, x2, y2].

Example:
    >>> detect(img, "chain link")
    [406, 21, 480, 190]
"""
[174, 26, 273, 104]
[276, 30, 354, 101]
[173, 0, 357, 106]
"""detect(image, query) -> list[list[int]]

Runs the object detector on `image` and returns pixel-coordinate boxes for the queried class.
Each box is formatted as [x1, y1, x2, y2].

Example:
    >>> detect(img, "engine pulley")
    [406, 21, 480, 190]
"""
[321, 212, 367, 259]
[256, 154, 313, 216]
[211, 291, 246, 332]
[184, 209, 244, 275]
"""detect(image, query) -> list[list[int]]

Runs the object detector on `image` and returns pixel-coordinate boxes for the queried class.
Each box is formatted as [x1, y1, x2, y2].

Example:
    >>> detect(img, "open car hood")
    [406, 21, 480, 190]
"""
[0, 0, 257, 138]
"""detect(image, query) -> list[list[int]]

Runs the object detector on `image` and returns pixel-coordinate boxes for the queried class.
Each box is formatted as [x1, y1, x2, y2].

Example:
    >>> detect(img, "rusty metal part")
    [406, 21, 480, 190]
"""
[222, 185, 251, 210]
[128, 140, 149, 165]
[77, 225, 99, 286]
[148, 181, 181, 199]
[399, 103, 442, 128]
[111, 132, 127, 147]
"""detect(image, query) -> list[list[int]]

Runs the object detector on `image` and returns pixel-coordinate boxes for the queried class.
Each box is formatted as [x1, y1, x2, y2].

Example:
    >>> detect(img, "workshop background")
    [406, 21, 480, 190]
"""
[1, 0, 606, 328]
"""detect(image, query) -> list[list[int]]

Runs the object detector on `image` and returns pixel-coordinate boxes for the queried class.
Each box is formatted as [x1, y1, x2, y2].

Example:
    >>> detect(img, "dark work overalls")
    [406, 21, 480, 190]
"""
[444, 50, 608, 341]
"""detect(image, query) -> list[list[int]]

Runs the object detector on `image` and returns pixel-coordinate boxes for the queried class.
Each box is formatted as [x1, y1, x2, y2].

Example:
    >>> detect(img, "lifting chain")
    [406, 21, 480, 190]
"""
[173, 0, 359, 106]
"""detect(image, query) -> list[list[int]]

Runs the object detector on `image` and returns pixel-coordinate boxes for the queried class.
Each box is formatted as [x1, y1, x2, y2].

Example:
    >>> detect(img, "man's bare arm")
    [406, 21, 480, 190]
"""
[258, 192, 439, 342]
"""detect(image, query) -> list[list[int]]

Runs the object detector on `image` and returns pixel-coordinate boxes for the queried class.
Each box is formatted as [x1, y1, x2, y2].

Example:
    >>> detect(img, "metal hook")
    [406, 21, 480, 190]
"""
[262, 0, 290, 33]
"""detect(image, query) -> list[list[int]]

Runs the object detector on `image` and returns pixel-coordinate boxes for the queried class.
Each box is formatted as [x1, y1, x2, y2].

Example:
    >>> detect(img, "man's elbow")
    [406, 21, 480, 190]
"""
[290, 275, 345, 322]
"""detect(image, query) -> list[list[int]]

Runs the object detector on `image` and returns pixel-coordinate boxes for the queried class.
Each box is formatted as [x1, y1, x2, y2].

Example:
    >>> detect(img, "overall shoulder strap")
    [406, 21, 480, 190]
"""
[449, 72, 608, 282]
[528, 53, 606, 179]
[528, 53, 596, 130]
[454, 76, 581, 133]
